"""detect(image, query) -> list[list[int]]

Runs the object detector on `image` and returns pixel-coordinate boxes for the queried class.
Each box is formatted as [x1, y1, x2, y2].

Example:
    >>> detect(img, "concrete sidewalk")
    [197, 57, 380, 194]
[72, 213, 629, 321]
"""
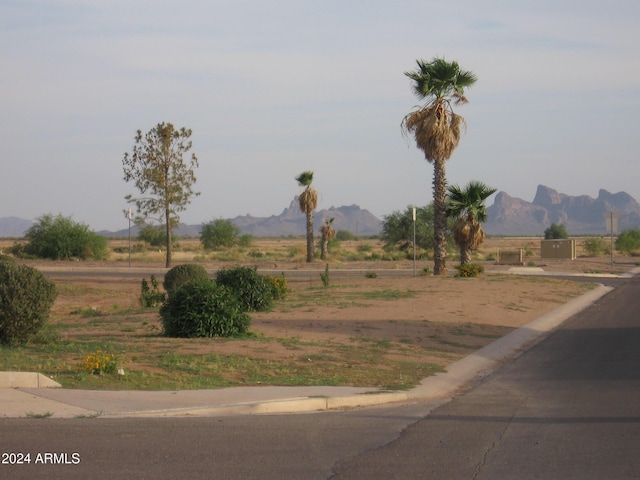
[0, 284, 614, 419]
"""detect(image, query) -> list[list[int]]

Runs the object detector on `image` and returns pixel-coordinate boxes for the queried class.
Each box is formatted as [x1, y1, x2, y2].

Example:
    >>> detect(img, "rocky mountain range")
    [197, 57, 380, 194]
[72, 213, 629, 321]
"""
[484, 185, 640, 235]
[0, 198, 383, 238]
[228, 198, 381, 237]
[2, 187, 639, 238]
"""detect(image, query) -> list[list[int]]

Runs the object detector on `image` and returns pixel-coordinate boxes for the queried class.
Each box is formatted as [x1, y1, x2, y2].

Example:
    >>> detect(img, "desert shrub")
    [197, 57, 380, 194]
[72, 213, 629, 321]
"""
[160, 280, 251, 338]
[320, 263, 330, 287]
[583, 237, 608, 257]
[544, 223, 568, 240]
[77, 350, 119, 375]
[335, 230, 356, 241]
[382, 205, 436, 252]
[200, 219, 240, 250]
[20, 213, 108, 260]
[615, 229, 640, 255]
[238, 234, 254, 247]
[265, 273, 288, 300]
[0, 262, 58, 345]
[138, 224, 178, 247]
[163, 264, 210, 295]
[215, 266, 274, 312]
[0, 255, 16, 265]
[454, 263, 485, 278]
[140, 275, 166, 307]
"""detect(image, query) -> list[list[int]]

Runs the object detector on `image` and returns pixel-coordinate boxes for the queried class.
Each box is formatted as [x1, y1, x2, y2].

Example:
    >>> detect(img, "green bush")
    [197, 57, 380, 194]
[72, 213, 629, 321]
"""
[163, 264, 210, 295]
[138, 224, 177, 247]
[615, 229, 640, 255]
[19, 213, 108, 260]
[265, 273, 288, 300]
[160, 280, 250, 338]
[200, 219, 240, 250]
[215, 266, 273, 312]
[544, 223, 568, 240]
[0, 262, 58, 345]
[583, 237, 609, 257]
[140, 275, 166, 307]
[335, 230, 356, 241]
[320, 263, 330, 288]
[0, 255, 16, 266]
[454, 263, 485, 278]
[238, 234, 254, 248]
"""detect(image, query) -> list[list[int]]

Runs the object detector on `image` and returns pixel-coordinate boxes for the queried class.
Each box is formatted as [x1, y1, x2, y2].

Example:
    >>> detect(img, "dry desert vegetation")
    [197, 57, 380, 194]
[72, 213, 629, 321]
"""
[0, 236, 635, 390]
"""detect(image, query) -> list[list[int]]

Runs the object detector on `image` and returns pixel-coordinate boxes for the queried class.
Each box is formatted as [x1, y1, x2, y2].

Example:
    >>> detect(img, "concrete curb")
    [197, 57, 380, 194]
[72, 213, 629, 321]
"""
[0, 372, 61, 388]
[0, 282, 619, 418]
[110, 283, 614, 418]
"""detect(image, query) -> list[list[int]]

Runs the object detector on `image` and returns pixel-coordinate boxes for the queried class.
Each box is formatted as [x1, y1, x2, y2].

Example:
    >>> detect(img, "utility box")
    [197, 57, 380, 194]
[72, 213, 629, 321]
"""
[496, 249, 524, 265]
[541, 239, 576, 260]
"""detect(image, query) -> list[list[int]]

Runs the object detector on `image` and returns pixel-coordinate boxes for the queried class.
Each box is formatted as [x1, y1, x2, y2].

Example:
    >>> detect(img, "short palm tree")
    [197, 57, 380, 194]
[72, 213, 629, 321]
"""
[401, 57, 477, 275]
[295, 171, 318, 262]
[319, 217, 336, 260]
[446, 181, 496, 265]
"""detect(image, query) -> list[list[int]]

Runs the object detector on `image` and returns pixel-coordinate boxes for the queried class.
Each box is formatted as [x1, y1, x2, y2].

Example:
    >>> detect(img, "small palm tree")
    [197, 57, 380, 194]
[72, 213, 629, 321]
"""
[319, 217, 336, 260]
[446, 181, 496, 265]
[402, 57, 477, 275]
[295, 171, 318, 263]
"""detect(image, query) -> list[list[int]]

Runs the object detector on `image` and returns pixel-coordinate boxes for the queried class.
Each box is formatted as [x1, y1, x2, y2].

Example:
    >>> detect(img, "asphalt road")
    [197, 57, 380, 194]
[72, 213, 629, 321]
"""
[331, 274, 640, 479]
[1, 274, 638, 479]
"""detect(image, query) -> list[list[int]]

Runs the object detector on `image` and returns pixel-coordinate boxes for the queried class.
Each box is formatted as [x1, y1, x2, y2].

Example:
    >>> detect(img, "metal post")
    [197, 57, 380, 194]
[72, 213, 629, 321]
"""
[610, 211, 614, 267]
[412, 208, 416, 277]
[128, 208, 133, 268]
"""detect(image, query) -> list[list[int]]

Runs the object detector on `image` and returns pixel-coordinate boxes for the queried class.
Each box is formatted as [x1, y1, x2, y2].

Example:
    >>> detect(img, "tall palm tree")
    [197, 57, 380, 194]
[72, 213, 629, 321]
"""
[319, 217, 336, 260]
[401, 57, 477, 275]
[446, 181, 496, 265]
[295, 171, 318, 262]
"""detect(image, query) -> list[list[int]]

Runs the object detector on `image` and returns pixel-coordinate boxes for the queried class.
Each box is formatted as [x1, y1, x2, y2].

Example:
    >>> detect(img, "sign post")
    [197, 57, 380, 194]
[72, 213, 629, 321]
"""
[127, 208, 133, 268]
[412, 207, 417, 277]
[605, 211, 619, 267]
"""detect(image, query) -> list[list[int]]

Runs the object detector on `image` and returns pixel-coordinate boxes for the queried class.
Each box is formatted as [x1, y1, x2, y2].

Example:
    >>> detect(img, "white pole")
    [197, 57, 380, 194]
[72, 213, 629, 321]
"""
[128, 208, 133, 268]
[412, 208, 417, 277]
[610, 211, 614, 267]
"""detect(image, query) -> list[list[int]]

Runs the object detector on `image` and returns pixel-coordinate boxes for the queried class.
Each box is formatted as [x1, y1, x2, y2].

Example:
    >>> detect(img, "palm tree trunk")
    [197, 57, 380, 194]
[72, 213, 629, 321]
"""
[305, 211, 314, 263]
[432, 158, 448, 275]
[321, 236, 328, 260]
[460, 246, 471, 265]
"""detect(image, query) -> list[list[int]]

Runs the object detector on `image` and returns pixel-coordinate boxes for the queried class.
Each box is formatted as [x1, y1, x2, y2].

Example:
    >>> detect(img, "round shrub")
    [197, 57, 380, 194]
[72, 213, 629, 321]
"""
[21, 213, 108, 260]
[0, 262, 58, 345]
[265, 273, 288, 300]
[0, 254, 16, 266]
[160, 279, 250, 338]
[454, 263, 485, 278]
[615, 229, 640, 255]
[215, 266, 274, 312]
[163, 263, 210, 295]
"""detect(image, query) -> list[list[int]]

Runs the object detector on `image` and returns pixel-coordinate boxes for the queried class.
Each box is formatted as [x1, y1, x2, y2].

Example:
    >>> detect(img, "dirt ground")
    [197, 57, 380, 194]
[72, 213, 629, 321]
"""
[5, 235, 637, 384]
[44, 253, 635, 375]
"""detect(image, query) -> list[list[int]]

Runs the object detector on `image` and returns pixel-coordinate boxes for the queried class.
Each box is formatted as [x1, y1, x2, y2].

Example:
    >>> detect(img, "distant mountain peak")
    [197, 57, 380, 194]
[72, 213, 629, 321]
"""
[485, 185, 640, 235]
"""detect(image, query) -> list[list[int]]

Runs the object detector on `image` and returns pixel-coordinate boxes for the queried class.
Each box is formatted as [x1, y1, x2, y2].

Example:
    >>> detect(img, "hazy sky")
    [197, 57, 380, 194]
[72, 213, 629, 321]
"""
[2, 0, 638, 231]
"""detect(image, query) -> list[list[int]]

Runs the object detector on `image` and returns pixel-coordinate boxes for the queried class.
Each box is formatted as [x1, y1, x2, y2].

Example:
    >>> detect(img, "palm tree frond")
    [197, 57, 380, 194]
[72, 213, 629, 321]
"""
[295, 171, 314, 187]
[298, 188, 318, 213]
[406, 57, 477, 101]
[401, 104, 465, 162]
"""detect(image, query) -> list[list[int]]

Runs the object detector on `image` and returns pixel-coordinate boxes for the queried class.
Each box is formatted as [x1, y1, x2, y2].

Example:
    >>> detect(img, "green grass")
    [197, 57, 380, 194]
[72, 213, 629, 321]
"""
[0, 266, 596, 392]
